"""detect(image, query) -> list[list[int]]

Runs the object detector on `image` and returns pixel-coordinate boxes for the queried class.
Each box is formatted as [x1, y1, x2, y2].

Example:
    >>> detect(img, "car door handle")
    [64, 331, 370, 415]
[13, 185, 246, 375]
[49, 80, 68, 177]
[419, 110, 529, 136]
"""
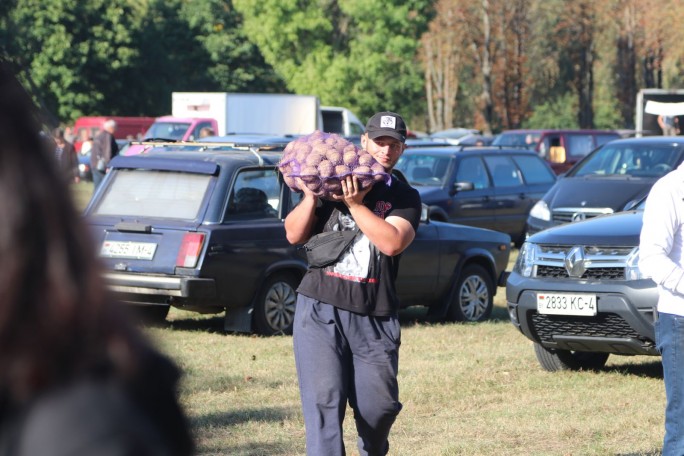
[482, 195, 490, 202]
[518, 193, 527, 199]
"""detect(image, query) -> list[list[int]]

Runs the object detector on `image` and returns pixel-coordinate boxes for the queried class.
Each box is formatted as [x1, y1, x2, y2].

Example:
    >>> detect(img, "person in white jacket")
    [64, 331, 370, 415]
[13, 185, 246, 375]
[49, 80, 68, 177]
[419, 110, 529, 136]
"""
[639, 161, 684, 456]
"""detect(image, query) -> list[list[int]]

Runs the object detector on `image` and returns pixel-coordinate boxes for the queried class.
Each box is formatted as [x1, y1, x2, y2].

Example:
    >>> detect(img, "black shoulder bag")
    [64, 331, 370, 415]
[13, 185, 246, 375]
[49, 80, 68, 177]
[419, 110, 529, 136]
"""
[302, 227, 359, 268]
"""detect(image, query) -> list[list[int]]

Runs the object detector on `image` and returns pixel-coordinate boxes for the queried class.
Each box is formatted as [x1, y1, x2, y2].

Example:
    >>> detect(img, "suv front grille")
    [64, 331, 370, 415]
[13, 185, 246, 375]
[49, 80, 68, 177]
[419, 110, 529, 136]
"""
[552, 207, 613, 224]
[530, 312, 642, 342]
[533, 245, 636, 281]
[536, 265, 625, 280]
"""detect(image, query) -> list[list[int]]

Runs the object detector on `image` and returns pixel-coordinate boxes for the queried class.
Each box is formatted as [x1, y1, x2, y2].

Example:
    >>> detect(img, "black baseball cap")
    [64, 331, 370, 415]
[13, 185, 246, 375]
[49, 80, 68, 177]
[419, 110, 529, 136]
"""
[365, 111, 407, 143]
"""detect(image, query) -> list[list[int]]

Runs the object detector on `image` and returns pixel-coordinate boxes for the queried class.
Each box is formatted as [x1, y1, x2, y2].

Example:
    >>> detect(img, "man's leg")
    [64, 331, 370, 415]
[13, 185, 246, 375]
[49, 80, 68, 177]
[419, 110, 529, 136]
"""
[657, 312, 684, 456]
[344, 314, 402, 456]
[92, 169, 104, 190]
[293, 295, 349, 456]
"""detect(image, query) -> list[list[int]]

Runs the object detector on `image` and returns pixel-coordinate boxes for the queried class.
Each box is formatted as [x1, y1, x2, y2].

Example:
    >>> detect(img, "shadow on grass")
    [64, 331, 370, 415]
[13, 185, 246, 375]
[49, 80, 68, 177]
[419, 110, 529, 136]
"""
[601, 359, 663, 379]
[192, 406, 294, 428]
[616, 450, 661, 456]
[166, 315, 226, 333]
[192, 407, 299, 455]
[155, 296, 512, 335]
[199, 442, 289, 456]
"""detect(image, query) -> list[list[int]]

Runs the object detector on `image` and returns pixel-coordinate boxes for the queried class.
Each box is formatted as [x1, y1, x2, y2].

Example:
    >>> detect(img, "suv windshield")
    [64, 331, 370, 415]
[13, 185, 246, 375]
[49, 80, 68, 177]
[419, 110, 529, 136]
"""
[395, 153, 451, 185]
[93, 169, 211, 220]
[144, 122, 191, 140]
[492, 132, 540, 149]
[573, 143, 683, 178]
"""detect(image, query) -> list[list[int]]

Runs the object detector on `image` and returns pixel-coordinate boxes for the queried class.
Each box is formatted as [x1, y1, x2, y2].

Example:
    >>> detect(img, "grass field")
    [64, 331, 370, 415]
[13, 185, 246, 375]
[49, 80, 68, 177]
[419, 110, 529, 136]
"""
[72, 182, 665, 456]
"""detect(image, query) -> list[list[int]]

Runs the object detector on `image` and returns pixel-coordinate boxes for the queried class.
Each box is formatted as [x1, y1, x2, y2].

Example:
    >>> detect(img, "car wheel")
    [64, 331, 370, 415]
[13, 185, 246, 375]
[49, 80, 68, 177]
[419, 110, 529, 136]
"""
[253, 272, 298, 336]
[533, 343, 609, 372]
[447, 264, 493, 322]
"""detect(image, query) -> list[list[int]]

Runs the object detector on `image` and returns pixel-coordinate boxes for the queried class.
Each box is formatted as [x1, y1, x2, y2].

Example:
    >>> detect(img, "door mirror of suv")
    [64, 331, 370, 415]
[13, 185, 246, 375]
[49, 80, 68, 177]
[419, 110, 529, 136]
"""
[420, 203, 430, 224]
[452, 181, 474, 194]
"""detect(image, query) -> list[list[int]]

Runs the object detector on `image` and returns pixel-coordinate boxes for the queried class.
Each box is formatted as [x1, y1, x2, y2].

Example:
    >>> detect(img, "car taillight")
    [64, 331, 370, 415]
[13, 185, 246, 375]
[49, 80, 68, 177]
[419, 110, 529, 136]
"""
[176, 233, 205, 268]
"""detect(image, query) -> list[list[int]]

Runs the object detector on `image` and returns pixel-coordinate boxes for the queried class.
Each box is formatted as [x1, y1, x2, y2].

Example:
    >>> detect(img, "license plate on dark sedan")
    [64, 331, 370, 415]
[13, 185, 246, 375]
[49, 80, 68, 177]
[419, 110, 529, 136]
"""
[100, 240, 157, 260]
[537, 292, 597, 316]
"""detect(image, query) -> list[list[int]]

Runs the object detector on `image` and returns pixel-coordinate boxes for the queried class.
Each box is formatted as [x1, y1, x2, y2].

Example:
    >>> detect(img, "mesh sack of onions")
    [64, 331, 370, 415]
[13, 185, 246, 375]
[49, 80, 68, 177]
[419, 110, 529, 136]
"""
[278, 130, 391, 200]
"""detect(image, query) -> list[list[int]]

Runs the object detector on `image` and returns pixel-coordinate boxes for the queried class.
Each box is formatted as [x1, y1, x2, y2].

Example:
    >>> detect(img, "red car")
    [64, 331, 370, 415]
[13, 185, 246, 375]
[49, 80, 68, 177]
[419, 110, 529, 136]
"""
[492, 129, 621, 174]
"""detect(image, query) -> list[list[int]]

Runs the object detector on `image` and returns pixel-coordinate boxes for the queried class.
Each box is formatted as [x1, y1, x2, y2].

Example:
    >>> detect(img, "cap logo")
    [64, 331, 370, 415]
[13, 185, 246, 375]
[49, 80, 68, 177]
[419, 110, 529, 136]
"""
[380, 116, 396, 129]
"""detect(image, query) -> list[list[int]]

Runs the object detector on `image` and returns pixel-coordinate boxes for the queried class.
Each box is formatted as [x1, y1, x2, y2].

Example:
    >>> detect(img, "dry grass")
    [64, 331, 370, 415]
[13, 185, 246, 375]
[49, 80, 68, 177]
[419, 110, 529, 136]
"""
[145, 295, 664, 456]
[74, 183, 665, 455]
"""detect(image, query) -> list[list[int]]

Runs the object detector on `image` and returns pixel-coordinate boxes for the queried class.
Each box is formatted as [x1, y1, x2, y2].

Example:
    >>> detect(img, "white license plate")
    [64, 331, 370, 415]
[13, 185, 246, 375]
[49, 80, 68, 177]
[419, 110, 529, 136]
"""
[537, 292, 597, 316]
[100, 241, 157, 260]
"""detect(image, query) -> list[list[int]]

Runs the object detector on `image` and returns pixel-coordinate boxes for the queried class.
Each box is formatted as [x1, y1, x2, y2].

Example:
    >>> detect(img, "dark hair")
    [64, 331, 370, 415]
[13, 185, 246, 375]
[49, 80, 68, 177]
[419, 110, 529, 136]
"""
[0, 62, 146, 400]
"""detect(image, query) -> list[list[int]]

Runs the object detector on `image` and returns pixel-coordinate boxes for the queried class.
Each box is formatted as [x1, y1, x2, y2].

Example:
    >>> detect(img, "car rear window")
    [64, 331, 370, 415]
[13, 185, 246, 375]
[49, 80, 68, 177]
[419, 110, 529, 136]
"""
[92, 169, 211, 220]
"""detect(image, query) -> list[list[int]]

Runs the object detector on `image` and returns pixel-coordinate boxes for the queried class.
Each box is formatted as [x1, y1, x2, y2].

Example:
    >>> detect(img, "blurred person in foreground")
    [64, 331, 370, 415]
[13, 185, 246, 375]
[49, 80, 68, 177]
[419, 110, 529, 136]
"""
[51, 127, 79, 184]
[0, 62, 194, 455]
[90, 118, 119, 190]
[284, 112, 421, 455]
[639, 161, 684, 455]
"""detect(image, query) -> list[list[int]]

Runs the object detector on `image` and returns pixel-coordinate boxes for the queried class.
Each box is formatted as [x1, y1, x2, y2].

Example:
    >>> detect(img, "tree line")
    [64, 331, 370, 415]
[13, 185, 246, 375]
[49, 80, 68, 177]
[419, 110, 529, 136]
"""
[1, 0, 682, 134]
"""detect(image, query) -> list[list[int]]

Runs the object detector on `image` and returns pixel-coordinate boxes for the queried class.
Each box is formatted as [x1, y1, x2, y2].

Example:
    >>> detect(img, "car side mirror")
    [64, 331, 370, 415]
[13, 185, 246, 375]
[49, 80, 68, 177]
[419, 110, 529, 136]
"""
[420, 203, 430, 224]
[450, 181, 474, 196]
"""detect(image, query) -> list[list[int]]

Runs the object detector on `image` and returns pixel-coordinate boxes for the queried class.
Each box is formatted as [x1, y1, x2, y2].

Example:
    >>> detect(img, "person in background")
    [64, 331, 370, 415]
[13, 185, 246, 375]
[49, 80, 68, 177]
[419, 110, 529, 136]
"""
[198, 126, 215, 138]
[658, 114, 680, 136]
[63, 125, 75, 143]
[0, 61, 194, 456]
[284, 112, 421, 456]
[639, 161, 684, 455]
[51, 127, 79, 184]
[90, 118, 119, 189]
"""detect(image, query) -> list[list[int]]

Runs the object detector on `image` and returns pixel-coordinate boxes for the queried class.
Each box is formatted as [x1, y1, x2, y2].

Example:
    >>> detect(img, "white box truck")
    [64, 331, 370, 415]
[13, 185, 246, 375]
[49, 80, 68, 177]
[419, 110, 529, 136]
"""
[635, 88, 684, 136]
[172, 92, 322, 136]
[126, 92, 366, 155]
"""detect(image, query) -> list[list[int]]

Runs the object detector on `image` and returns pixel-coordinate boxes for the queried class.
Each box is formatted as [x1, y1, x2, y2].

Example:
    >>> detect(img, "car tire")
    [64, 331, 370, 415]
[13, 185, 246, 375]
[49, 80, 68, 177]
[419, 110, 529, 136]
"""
[533, 343, 610, 372]
[253, 272, 298, 336]
[447, 264, 493, 322]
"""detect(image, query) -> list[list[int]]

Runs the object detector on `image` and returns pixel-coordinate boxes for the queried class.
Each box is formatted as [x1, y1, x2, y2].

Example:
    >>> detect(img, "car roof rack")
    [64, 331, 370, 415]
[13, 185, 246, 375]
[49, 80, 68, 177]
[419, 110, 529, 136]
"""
[129, 140, 290, 166]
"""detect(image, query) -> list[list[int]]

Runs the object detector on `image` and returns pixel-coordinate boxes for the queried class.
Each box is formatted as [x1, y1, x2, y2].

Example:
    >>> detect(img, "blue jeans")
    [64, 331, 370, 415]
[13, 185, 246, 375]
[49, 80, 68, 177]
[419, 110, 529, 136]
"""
[293, 295, 402, 456]
[92, 168, 106, 190]
[656, 312, 684, 456]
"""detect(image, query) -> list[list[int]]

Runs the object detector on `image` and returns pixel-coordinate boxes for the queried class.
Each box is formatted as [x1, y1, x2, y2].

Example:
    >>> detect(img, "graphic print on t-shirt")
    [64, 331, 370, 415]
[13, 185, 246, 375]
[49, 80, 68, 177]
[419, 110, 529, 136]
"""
[326, 209, 380, 283]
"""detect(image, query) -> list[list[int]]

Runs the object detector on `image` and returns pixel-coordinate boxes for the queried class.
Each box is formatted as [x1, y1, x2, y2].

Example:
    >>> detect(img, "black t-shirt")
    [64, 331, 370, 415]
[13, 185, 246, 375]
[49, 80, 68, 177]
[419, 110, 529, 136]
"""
[296, 179, 421, 316]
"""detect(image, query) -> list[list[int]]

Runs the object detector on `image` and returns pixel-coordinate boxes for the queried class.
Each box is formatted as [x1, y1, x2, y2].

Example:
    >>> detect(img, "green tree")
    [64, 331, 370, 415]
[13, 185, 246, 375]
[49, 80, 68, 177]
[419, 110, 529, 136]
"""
[233, 0, 433, 123]
[6, 0, 144, 123]
[1, 0, 284, 122]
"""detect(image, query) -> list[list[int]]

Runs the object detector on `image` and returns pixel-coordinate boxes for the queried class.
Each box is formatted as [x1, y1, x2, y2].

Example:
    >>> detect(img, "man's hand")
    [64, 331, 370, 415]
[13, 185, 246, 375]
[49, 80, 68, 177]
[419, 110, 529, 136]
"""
[331, 175, 372, 208]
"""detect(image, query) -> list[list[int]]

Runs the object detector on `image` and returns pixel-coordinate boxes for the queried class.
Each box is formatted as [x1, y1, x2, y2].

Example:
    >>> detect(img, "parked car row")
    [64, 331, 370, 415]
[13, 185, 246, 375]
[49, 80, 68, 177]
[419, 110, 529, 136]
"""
[492, 129, 621, 174]
[395, 145, 557, 247]
[507, 136, 684, 372]
[83, 140, 511, 335]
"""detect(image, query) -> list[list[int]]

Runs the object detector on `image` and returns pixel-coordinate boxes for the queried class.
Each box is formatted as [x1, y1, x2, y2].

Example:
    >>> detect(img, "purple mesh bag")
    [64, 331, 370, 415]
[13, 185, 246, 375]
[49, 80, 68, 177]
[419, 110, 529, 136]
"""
[278, 130, 391, 200]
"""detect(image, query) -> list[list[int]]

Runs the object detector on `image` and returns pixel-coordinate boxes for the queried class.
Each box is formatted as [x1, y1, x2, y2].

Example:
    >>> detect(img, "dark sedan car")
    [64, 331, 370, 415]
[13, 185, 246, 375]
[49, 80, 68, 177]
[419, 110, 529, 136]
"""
[395, 146, 556, 246]
[84, 142, 511, 335]
[507, 200, 657, 371]
[527, 136, 684, 236]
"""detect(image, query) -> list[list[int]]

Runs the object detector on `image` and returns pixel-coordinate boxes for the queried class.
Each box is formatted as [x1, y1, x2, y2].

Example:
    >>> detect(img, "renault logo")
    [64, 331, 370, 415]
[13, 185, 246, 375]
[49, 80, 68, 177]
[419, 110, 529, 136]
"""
[565, 246, 586, 278]
[571, 212, 586, 222]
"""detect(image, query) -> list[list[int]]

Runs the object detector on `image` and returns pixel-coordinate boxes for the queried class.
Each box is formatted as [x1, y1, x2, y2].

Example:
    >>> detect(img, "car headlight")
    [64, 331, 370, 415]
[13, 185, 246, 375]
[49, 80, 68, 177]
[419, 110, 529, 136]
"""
[513, 242, 539, 277]
[529, 200, 551, 221]
[625, 247, 650, 280]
